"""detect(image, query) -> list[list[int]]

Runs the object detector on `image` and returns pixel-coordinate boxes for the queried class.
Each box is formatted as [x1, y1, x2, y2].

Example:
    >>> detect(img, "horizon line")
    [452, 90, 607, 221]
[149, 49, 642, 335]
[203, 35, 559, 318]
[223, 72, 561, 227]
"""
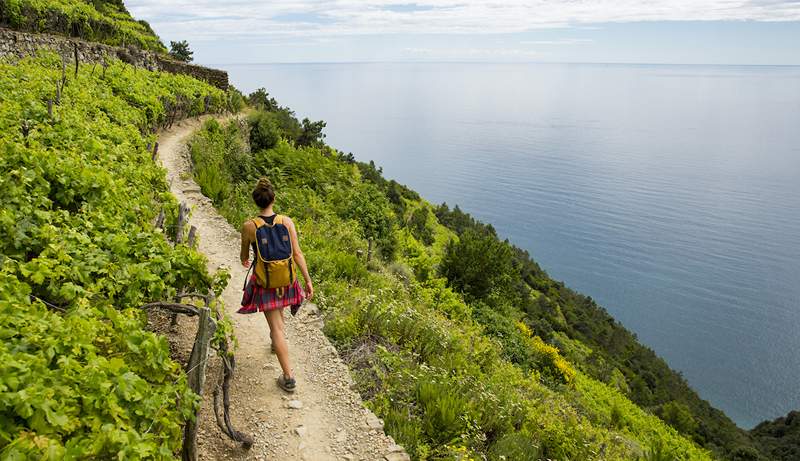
[207, 60, 800, 67]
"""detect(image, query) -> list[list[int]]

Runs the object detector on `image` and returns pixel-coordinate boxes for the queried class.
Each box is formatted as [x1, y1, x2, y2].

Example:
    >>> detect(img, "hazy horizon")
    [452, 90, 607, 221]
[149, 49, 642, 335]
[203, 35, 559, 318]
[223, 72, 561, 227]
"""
[127, 1, 800, 67]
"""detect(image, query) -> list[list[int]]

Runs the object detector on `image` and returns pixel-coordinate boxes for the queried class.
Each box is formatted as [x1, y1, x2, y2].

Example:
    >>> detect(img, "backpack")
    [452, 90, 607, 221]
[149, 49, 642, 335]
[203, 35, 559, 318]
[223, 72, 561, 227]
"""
[251, 215, 296, 289]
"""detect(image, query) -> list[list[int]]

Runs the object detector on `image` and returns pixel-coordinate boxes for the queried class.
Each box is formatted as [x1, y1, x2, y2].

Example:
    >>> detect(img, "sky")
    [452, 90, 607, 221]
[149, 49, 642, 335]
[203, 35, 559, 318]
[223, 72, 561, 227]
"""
[126, 1, 800, 65]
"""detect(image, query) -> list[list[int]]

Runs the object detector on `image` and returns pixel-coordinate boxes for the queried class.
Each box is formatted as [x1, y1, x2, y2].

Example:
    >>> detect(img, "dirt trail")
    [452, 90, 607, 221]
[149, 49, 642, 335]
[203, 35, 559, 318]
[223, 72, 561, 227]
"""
[157, 116, 408, 461]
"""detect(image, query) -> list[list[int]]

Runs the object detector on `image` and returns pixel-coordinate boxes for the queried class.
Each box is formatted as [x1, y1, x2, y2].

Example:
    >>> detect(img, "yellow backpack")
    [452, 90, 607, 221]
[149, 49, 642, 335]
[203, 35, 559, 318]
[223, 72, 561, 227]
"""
[251, 215, 296, 289]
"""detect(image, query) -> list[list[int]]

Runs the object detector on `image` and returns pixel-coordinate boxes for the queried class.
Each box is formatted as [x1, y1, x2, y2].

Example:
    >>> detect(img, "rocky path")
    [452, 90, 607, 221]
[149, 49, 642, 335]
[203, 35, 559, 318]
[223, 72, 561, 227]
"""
[157, 116, 408, 461]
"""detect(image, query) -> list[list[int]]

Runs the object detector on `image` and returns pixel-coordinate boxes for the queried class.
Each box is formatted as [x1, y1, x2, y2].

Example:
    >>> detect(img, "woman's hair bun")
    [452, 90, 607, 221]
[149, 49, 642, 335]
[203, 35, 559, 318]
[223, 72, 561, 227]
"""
[252, 177, 276, 208]
[256, 177, 272, 189]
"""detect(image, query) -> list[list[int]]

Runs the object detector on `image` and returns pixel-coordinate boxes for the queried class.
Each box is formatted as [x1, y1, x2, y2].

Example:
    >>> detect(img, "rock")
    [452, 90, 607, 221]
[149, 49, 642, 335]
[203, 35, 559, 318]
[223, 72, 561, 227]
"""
[287, 400, 303, 409]
[365, 415, 384, 430]
[387, 444, 404, 453]
[294, 425, 307, 437]
[305, 303, 320, 316]
[384, 453, 411, 461]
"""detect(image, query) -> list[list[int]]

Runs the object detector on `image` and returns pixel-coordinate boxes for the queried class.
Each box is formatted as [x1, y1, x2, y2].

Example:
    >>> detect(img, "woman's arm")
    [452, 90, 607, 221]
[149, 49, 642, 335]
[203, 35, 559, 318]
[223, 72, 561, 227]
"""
[240, 220, 255, 267]
[285, 217, 313, 299]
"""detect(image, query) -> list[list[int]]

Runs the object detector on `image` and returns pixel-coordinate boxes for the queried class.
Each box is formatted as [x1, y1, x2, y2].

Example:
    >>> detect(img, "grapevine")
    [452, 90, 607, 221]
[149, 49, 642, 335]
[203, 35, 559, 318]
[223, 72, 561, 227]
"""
[0, 51, 237, 459]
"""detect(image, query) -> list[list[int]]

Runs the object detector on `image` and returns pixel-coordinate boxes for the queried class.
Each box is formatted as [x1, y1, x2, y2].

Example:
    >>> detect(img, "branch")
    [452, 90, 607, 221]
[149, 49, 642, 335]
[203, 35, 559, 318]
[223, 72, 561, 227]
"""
[138, 301, 200, 316]
[212, 340, 254, 448]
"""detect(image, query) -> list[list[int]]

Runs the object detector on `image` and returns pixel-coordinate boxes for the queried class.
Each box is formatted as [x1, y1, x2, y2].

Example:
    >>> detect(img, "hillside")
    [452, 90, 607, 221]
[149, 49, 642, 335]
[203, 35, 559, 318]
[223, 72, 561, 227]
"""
[0, 0, 165, 51]
[0, 50, 239, 457]
[186, 98, 714, 460]
[751, 411, 800, 461]
[1, 1, 795, 460]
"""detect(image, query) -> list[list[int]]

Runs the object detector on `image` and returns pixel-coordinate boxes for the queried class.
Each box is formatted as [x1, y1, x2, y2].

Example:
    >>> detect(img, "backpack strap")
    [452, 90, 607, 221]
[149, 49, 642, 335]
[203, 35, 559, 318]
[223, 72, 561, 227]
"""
[274, 215, 292, 256]
[251, 217, 267, 262]
[275, 215, 296, 283]
[252, 216, 266, 229]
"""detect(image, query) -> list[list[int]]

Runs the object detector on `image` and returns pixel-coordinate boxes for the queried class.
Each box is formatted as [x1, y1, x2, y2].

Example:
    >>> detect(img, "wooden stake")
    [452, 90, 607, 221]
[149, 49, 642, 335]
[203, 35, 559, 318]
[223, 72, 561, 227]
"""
[60, 55, 67, 88]
[187, 226, 197, 248]
[155, 210, 165, 230]
[73, 43, 79, 78]
[176, 202, 188, 244]
[152, 142, 159, 160]
[181, 305, 216, 461]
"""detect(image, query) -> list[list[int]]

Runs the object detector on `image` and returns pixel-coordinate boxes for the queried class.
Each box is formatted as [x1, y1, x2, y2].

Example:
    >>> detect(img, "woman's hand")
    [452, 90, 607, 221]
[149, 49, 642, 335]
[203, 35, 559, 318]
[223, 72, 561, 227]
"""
[241, 259, 251, 268]
[304, 280, 314, 300]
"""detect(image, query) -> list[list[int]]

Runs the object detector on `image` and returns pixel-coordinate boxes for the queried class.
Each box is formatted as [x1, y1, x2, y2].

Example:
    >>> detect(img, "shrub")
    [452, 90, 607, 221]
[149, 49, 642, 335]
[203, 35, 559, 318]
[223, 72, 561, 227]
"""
[248, 111, 281, 151]
[489, 432, 542, 461]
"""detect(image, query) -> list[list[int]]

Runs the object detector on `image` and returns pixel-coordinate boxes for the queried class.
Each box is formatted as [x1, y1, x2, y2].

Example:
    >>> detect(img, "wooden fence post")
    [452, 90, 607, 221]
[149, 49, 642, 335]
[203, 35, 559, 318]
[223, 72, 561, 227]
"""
[155, 210, 165, 230]
[176, 202, 188, 244]
[187, 226, 197, 248]
[182, 305, 216, 461]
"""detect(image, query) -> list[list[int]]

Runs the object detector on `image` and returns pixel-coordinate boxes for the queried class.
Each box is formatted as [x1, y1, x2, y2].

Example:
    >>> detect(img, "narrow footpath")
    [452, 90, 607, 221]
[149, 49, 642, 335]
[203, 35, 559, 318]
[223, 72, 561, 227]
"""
[157, 116, 408, 461]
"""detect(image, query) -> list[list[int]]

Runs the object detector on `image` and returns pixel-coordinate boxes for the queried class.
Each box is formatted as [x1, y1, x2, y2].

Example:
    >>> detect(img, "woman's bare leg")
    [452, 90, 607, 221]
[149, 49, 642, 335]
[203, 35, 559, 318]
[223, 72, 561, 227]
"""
[265, 308, 292, 378]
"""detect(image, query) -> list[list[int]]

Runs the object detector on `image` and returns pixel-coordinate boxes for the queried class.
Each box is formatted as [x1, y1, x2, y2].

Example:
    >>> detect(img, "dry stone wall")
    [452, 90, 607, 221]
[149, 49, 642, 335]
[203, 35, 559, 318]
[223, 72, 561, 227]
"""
[0, 27, 228, 89]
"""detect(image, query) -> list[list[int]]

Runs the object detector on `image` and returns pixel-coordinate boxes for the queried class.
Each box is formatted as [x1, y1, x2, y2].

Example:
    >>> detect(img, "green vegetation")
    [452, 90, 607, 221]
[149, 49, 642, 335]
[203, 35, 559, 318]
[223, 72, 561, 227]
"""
[0, 52, 231, 458]
[0, 0, 167, 52]
[188, 101, 715, 460]
[429, 206, 762, 458]
[168, 40, 193, 63]
[751, 411, 800, 461]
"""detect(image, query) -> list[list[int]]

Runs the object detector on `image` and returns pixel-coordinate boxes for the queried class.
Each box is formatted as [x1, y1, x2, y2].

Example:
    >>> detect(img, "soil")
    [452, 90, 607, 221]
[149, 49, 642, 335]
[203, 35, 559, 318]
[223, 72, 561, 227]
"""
[155, 116, 410, 461]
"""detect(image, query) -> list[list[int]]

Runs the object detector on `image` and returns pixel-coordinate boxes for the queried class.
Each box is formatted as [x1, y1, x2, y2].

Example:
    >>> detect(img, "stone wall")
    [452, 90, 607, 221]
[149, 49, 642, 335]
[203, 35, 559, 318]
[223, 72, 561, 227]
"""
[0, 27, 228, 90]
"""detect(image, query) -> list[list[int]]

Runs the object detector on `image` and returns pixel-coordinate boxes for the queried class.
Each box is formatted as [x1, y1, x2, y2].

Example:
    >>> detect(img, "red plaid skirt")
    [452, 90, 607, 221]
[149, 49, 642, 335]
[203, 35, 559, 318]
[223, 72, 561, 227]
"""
[238, 275, 304, 314]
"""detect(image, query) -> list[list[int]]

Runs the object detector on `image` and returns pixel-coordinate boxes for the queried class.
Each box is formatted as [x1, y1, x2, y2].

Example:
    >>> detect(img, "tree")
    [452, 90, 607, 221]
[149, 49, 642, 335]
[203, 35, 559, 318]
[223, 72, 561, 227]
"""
[658, 401, 698, 434]
[248, 88, 278, 111]
[338, 184, 396, 260]
[440, 229, 516, 300]
[297, 118, 327, 148]
[248, 112, 281, 152]
[408, 206, 434, 245]
[169, 40, 194, 62]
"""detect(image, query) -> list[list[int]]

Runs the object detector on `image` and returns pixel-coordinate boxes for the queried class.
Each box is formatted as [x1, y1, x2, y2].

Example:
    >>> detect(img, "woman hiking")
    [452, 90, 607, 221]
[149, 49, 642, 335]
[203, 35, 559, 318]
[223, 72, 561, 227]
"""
[238, 178, 314, 393]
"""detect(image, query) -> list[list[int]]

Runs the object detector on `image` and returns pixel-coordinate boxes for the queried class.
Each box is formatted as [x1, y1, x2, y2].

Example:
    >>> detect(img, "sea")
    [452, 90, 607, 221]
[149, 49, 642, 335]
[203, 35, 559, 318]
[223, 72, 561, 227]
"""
[224, 62, 800, 428]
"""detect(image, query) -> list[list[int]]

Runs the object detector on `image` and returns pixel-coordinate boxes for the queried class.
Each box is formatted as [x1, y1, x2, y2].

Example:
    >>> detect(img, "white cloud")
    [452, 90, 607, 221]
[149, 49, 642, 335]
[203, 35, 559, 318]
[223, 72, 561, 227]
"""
[520, 39, 595, 45]
[127, 0, 800, 40]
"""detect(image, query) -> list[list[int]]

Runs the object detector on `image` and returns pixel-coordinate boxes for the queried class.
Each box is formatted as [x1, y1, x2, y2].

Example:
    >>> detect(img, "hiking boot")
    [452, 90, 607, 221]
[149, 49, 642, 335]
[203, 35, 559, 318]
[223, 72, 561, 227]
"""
[277, 375, 296, 393]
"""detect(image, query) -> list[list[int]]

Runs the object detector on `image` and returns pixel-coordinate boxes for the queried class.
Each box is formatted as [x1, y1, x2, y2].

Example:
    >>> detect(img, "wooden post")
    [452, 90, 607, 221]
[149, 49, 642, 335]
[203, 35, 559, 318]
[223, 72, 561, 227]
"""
[176, 203, 187, 244]
[73, 43, 79, 78]
[187, 226, 197, 248]
[60, 55, 67, 88]
[47, 100, 53, 119]
[181, 306, 216, 461]
[152, 142, 159, 160]
[155, 210, 165, 230]
[367, 239, 373, 262]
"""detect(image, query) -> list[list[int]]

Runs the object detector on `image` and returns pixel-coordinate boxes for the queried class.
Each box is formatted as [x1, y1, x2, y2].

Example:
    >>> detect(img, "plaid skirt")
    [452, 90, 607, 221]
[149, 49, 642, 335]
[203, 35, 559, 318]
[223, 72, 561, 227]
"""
[238, 275, 304, 314]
